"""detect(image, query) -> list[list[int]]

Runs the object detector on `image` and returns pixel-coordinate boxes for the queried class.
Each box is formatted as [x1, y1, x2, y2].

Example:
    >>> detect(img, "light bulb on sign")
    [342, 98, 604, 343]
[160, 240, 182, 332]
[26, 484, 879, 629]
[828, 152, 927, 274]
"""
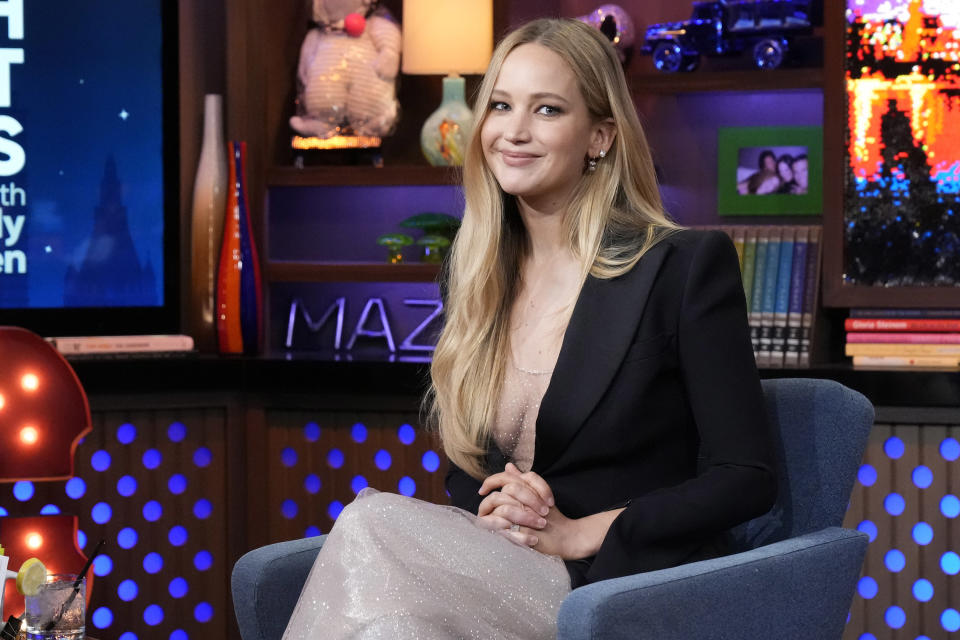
[21, 373, 39, 392]
[25, 533, 43, 550]
[19, 426, 38, 445]
[0, 392, 5, 409]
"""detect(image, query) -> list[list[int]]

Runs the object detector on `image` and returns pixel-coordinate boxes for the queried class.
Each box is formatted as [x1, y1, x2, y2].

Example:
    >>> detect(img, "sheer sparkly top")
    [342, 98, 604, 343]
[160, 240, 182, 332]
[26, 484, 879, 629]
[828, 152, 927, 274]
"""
[491, 310, 569, 473]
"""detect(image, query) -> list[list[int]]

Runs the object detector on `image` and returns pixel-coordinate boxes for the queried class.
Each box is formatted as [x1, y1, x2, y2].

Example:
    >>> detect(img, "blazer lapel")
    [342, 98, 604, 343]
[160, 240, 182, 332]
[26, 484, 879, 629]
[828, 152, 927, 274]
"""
[532, 241, 672, 473]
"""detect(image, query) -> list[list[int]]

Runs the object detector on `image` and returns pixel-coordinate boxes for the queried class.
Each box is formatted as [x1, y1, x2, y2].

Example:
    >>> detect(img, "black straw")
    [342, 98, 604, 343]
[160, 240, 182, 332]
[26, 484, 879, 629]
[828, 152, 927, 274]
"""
[44, 538, 105, 631]
[73, 538, 104, 587]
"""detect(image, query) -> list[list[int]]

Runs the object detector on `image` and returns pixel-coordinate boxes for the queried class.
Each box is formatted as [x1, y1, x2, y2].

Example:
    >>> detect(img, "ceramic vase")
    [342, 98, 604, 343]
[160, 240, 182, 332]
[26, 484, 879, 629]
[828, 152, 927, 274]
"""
[189, 95, 228, 352]
[420, 76, 473, 166]
[216, 141, 263, 354]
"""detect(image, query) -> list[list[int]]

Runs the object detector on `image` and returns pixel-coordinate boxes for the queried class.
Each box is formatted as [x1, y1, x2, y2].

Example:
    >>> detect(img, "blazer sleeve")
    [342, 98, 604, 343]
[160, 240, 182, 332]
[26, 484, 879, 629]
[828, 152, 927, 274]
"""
[445, 461, 484, 514]
[587, 230, 777, 581]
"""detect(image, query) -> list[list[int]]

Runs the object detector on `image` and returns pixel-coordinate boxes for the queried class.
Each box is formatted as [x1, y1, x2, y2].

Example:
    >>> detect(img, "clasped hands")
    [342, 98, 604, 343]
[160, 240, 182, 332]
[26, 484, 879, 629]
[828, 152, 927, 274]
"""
[477, 462, 586, 559]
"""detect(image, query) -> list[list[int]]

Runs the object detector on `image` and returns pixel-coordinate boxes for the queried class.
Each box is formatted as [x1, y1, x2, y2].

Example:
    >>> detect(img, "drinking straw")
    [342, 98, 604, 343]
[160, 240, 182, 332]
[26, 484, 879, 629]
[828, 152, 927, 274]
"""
[44, 538, 105, 631]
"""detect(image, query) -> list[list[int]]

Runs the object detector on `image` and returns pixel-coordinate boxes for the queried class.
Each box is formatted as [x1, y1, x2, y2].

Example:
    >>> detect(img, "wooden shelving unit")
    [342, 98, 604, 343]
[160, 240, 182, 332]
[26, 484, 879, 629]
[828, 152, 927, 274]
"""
[267, 261, 442, 283]
[232, 0, 841, 358]
[629, 67, 824, 94]
[268, 165, 460, 187]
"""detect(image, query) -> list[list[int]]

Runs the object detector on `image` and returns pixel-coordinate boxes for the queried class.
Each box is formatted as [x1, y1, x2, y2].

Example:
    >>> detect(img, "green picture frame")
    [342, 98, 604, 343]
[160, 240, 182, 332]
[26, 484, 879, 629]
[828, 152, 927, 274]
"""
[717, 126, 823, 216]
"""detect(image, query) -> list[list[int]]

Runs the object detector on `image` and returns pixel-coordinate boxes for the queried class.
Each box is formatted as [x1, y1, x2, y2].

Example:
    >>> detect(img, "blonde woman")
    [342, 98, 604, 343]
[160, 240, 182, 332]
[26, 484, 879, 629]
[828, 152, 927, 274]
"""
[283, 18, 775, 640]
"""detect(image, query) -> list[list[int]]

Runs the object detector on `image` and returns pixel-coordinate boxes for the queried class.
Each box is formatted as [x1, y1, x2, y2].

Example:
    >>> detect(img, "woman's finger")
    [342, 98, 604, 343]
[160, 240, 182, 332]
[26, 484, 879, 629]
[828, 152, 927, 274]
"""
[499, 481, 550, 516]
[477, 490, 522, 518]
[505, 463, 556, 508]
[477, 471, 513, 496]
[502, 527, 539, 548]
[480, 472, 550, 515]
[492, 503, 547, 530]
[519, 470, 555, 508]
[477, 514, 513, 530]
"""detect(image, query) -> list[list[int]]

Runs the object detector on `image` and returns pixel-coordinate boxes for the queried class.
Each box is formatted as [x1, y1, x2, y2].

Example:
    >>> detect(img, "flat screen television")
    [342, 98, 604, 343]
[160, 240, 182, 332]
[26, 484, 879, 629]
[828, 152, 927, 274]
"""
[0, 0, 179, 337]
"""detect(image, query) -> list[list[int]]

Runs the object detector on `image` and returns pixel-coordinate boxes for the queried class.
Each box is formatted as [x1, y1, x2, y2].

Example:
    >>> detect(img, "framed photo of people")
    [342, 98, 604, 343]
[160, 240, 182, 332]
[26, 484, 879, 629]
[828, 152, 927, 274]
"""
[717, 126, 823, 217]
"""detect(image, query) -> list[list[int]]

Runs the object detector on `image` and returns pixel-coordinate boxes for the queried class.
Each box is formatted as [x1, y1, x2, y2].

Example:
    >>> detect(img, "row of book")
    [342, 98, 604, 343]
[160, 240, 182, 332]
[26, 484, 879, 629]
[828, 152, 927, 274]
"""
[702, 225, 822, 368]
[844, 308, 960, 368]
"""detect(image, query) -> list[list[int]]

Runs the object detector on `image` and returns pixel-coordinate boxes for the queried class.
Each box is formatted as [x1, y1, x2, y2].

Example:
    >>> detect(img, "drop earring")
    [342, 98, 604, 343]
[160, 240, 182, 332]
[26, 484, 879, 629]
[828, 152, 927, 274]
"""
[587, 149, 606, 172]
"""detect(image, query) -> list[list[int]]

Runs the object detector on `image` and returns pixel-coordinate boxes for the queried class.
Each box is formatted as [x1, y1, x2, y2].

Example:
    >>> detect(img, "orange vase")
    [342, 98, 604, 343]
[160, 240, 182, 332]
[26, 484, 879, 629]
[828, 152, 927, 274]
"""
[216, 141, 262, 354]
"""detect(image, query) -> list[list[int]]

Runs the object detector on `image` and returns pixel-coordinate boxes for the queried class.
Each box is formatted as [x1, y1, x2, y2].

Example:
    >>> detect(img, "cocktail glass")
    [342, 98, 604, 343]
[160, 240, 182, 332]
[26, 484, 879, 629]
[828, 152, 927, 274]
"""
[23, 574, 85, 640]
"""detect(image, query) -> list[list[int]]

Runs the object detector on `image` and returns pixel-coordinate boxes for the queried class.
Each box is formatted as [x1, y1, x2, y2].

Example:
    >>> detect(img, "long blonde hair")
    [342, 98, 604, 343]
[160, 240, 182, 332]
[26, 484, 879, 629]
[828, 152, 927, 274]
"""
[428, 18, 681, 479]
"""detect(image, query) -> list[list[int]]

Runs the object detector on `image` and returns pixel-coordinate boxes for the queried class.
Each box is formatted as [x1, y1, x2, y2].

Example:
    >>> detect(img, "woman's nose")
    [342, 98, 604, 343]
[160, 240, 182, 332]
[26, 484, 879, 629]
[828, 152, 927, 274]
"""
[503, 112, 531, 144]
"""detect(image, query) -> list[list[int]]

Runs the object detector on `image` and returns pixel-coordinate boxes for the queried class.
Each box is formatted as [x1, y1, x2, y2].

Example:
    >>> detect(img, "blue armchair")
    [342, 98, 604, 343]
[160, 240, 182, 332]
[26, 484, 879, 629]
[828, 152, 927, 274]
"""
[232, 378, 873, 640]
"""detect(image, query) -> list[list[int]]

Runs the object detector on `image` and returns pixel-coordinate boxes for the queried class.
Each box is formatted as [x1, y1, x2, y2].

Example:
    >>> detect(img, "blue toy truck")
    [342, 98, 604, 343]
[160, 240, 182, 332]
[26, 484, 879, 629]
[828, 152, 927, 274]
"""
[640, 0, 813, 72]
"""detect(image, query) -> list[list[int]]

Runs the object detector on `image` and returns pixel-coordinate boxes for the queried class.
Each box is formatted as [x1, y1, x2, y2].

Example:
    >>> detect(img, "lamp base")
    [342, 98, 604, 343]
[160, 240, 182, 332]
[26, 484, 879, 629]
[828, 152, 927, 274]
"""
[291, 135, 383, 151]
[420, 76, 473, 167]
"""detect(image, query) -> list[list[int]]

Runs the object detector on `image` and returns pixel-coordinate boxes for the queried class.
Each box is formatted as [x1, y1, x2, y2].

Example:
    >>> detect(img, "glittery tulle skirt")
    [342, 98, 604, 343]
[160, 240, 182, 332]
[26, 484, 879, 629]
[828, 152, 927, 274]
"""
[281, 488, 571, 640]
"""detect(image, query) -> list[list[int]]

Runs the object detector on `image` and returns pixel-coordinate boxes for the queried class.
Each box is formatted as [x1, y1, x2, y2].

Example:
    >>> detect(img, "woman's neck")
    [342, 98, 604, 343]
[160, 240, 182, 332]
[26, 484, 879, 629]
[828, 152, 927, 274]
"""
[517, 197, 570, 265]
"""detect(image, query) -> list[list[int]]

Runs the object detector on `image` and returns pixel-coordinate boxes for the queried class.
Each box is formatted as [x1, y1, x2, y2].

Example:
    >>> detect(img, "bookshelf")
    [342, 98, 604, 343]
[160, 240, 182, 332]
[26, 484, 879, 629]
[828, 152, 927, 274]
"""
[266, 262, 441, 283]
[703, 225, 823, 369]
[267, 166, 459, 187]
[627, 68, 824, 94]
[216, 0, 840, 362]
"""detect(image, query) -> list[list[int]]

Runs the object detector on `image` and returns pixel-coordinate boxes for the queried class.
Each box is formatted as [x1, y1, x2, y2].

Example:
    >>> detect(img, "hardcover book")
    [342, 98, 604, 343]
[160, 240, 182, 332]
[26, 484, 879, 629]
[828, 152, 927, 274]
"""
[758, 226, 782, 367]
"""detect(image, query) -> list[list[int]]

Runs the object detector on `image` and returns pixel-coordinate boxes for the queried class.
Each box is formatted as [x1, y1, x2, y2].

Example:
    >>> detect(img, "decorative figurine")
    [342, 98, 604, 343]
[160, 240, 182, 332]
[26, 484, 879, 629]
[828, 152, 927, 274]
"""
[399, 212, 461, 262]
[640, 0, 813, 72]
[376, 233, 413, 264]
[416, 235, 451, 264]
[290, 0, 402, 141]
[576, 5, 635, 63]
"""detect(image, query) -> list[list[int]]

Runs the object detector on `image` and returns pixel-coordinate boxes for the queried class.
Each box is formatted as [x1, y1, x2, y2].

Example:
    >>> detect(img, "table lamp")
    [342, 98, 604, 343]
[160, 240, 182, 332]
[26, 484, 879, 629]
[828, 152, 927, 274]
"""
[402, 0, 493, 166]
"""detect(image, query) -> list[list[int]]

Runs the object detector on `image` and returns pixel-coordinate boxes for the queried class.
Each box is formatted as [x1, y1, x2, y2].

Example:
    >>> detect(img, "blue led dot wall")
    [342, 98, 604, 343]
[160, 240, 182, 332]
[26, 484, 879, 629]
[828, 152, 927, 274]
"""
[263, 412, 448, 546]
[845, 428, 960, 638]
[11, 410, 949, 640]
[1, 412, 227, 639]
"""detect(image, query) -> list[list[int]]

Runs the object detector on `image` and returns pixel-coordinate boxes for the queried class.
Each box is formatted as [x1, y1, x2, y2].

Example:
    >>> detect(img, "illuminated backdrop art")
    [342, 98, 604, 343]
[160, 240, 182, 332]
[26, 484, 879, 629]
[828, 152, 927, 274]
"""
[845, 0, 960, 287]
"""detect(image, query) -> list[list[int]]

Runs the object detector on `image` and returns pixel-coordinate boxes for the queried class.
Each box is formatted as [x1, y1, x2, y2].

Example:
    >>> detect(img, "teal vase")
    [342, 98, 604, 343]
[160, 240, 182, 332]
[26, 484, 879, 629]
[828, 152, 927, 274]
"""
[420, 76, 473, 166]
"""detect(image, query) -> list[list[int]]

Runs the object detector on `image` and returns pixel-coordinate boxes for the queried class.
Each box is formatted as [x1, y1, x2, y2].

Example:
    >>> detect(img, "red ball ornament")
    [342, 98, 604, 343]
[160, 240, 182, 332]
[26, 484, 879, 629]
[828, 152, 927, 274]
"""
[344, 13, 366, 37]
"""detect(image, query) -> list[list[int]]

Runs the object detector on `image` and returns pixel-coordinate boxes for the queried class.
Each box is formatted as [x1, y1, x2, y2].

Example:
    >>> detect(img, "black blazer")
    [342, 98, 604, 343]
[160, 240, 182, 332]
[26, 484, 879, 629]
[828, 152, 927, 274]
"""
[445, 229, 777, 588]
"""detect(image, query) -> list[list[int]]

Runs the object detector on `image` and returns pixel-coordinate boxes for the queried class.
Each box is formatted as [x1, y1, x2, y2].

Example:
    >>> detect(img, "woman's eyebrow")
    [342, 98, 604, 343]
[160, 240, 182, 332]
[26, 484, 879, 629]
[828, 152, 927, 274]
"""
[490, 89, 570, 105]
[530, 92, 570, 104]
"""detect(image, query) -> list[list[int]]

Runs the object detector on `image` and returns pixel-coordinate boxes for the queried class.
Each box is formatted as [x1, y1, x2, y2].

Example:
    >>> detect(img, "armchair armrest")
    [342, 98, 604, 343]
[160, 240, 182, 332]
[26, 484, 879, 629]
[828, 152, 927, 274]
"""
[558, 527, 867, 640]
[232, 535, 328, 640]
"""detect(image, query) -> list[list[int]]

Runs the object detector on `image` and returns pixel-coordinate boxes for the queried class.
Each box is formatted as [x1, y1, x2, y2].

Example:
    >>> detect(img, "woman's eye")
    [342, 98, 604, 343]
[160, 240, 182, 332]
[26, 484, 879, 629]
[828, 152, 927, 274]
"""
[536, 105, 562, 116]
[489, 101, 509, 112]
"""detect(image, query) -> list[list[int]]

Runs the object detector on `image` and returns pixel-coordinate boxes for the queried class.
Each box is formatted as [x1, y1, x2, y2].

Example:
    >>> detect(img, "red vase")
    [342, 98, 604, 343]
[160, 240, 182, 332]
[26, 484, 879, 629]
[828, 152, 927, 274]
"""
[216, 141, 262, 354]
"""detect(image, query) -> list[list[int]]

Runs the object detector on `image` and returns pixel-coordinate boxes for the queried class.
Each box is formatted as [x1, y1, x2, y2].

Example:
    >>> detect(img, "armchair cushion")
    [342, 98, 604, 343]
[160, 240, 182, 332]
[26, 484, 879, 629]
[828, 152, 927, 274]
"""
[232, 535, 328, 640]
[558, 527, 868, 640]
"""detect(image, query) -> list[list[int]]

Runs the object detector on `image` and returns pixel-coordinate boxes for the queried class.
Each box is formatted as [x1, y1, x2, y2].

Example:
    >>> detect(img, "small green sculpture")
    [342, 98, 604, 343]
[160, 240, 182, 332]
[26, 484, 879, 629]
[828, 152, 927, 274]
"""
[376, 233, 413, 264]
[400, 213, 460, 262]
[416, 235, 452, 264]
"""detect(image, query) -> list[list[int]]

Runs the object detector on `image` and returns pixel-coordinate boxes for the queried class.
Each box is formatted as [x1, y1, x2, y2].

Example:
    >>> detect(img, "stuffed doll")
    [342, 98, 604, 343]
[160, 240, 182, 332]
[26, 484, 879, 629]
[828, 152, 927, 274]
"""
[290, 0, 401, 139]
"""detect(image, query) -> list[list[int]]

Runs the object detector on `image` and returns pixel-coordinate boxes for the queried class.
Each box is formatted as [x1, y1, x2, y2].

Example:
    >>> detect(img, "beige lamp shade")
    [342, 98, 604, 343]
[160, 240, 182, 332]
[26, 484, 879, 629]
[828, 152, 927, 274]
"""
[402, 0, 493, 75]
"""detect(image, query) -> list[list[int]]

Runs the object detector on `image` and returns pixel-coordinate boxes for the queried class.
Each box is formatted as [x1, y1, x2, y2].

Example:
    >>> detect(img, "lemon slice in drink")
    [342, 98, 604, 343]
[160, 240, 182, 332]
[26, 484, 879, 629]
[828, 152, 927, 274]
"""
[16, 557, 47, 596]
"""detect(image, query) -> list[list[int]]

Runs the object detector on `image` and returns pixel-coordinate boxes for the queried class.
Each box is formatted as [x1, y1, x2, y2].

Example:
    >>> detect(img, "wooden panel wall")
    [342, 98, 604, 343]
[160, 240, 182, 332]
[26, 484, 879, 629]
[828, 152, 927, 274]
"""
[1, 400, 237, 639]
[2, 387, 957, 639]
[262, 409, 448, 544]
[843, 416, 960, 639]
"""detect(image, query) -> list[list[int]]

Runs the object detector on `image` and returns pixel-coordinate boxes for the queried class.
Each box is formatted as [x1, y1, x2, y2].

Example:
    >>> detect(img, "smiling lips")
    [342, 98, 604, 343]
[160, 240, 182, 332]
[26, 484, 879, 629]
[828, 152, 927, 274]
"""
[499, 150, 539, 166]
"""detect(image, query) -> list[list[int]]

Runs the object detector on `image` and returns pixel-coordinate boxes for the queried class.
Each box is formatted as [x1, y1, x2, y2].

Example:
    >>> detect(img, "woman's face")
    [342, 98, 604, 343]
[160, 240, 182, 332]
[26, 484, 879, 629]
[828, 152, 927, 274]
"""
[480, 43, 598, 212]
[777, 160, 793, 182]
[762, 154, 777, 171]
